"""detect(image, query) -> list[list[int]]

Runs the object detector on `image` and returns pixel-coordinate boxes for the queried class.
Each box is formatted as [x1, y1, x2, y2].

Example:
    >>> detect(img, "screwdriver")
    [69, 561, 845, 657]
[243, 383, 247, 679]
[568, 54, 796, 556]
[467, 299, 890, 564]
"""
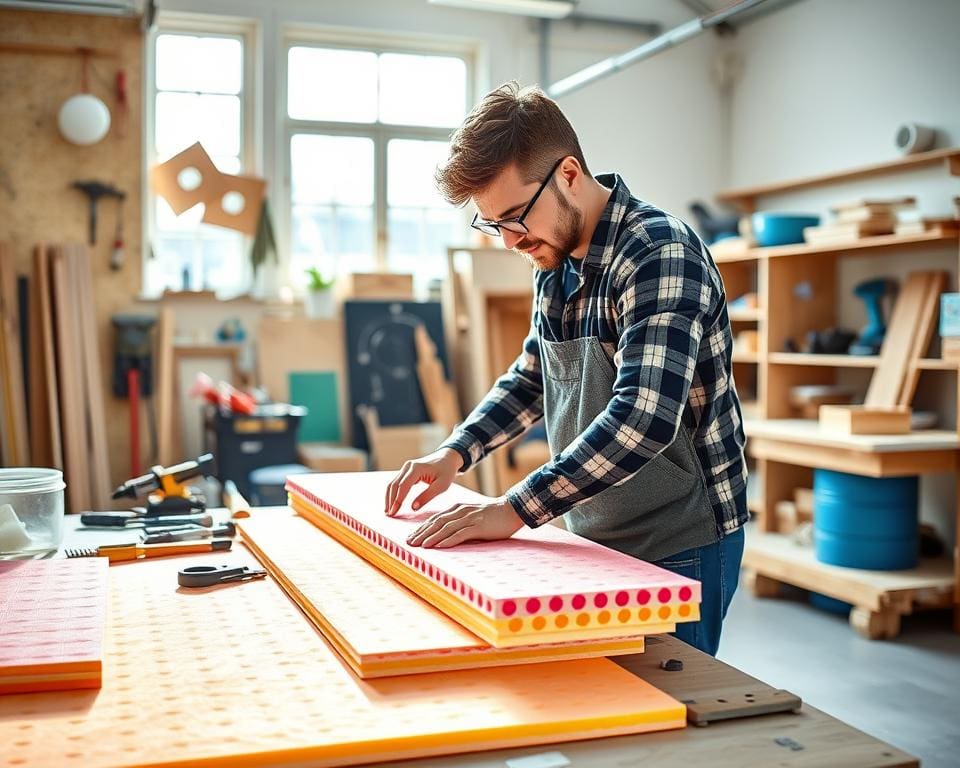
[64, 539, 232, 562]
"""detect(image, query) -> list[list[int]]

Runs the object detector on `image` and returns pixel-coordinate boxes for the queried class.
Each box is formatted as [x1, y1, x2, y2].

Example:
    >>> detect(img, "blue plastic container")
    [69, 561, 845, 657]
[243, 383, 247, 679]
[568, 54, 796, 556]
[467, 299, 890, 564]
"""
[813, 469, 918, 570]
[752, 212, 821, 247]
[809, 592, 852, 616]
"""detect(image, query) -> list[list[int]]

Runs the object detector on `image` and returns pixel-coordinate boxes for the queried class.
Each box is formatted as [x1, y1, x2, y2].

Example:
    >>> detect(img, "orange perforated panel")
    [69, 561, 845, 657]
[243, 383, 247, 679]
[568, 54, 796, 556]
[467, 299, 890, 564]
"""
[0, 551, 685, 767]
[237, 510, 645, 678]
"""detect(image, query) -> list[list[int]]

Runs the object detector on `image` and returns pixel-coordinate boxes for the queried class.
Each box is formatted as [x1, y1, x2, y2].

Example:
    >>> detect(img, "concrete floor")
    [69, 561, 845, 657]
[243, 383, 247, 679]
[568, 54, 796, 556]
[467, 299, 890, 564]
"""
[718, 581, 960, 768]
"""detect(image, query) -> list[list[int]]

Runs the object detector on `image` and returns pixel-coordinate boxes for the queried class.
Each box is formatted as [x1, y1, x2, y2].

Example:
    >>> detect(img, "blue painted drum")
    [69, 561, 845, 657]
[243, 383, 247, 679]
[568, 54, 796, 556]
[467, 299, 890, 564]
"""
[813, 469, 919, 570]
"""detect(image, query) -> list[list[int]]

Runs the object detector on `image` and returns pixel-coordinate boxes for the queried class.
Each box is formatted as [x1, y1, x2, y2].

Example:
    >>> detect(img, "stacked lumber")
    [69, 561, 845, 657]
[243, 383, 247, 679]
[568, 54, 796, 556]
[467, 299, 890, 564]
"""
[24, 244, 110, 511]
[803, 197, 916, 245]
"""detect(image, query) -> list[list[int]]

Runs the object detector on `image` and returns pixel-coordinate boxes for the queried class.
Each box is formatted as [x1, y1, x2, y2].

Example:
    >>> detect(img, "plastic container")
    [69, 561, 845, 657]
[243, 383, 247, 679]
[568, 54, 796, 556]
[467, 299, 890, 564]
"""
[813, 469, 918, 570]
[0, 468, 66, 558]
[751, 212, 821, 247]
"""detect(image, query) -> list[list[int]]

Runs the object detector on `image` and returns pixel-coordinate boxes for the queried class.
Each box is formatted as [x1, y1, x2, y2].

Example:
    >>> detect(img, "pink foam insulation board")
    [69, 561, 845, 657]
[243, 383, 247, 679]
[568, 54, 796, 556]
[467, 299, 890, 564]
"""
[287, 472, 700, 648]
[0, 558, 107, 694]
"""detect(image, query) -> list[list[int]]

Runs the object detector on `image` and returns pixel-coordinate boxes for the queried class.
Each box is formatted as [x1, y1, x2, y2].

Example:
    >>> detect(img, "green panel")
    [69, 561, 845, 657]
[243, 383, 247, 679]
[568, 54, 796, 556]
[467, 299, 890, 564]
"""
[289, 371, 341, 443]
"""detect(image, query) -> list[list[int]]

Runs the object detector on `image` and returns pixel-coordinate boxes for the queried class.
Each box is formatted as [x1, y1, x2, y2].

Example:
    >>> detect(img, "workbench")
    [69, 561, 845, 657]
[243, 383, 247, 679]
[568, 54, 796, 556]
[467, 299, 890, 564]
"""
[0, 510, 919, 768]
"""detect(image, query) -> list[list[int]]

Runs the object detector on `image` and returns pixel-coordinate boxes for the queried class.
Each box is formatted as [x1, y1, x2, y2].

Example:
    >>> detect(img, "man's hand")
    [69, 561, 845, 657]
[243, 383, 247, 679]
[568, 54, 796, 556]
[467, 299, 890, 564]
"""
[405, 498, 524, 549]
[384, 448, 464, 517]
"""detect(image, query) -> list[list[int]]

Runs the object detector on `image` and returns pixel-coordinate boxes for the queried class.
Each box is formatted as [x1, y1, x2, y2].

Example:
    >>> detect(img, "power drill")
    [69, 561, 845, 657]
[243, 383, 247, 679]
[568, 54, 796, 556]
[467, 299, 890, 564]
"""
[112, 454, 215, 516]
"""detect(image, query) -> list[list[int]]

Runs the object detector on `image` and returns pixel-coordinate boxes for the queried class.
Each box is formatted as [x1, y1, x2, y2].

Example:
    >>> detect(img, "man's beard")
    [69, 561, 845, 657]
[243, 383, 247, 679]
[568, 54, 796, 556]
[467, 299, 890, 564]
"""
[513, 192, 583, 271]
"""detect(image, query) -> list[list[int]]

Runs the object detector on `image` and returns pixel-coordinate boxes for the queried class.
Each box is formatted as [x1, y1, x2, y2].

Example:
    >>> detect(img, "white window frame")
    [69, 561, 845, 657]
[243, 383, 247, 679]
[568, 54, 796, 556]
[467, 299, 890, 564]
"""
[280, 26, 476, 283]
[142, 12, 260, 298]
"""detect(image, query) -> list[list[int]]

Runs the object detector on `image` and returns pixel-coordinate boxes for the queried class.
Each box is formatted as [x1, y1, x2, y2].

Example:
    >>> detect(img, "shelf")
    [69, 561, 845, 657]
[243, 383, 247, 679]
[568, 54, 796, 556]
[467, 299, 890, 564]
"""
[716, 146, 960, 210]
[742, 528, 955, 612]
[744, 418, 960, 452]
[728, 308, 763, 321]
[713, 230, 959, 264]
[732, 352, 760, 364]
[768, 353, 957, 371]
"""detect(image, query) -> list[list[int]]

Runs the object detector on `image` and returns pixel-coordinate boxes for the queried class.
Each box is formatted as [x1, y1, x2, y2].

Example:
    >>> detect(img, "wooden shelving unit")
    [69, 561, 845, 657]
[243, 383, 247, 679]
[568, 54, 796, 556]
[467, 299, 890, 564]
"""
[768, 353, 958, 371]
[714, 148, 960, 639]
[716, 147, 960, 211]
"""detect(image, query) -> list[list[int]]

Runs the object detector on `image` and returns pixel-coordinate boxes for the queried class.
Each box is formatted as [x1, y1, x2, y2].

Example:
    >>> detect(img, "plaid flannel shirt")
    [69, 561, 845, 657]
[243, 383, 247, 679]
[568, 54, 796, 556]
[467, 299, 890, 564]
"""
[441, 173, 749, 536]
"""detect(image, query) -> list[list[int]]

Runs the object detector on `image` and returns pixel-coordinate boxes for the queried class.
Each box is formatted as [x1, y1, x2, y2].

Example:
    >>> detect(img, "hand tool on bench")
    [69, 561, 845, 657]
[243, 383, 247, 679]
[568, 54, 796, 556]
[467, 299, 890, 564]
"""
[177, 564, 266, 588]
[111, 454, 214, 516]
[65, 539, 232, 562]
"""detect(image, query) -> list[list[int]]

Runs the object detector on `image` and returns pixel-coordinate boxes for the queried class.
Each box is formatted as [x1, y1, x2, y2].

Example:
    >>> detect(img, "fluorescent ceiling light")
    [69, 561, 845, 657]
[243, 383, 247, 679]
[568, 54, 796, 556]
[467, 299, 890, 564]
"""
[427, 0, 575, 19]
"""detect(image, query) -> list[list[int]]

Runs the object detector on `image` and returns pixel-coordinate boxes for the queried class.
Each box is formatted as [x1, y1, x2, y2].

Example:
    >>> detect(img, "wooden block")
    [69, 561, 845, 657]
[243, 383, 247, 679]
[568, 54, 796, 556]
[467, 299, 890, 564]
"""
[336, 272, 414, 300]
[297, 443, 367, 473]
[199, 173, 266, 236]
[818, 405, 911, 435]
[774, 500, 798, 533]
[941, 337, 960, 362]
[793, 487, 814, 521]
[684, 688, 801, 726]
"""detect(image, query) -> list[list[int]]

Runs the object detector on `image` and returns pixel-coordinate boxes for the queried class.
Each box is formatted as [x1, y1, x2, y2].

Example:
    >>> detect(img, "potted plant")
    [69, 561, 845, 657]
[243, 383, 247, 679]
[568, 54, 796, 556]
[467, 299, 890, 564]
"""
[304, 266, 336, 318]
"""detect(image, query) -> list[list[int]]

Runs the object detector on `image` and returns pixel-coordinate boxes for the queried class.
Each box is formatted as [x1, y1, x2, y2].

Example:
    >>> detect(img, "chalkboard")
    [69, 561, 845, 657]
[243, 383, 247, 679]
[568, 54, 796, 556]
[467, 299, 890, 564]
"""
[344, 301, 449, 452]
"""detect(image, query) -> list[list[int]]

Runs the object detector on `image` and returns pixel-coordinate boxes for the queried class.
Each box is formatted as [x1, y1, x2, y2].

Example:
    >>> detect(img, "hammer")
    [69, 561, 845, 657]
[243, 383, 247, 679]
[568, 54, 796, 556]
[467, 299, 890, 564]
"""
[72, 180, 125, 245]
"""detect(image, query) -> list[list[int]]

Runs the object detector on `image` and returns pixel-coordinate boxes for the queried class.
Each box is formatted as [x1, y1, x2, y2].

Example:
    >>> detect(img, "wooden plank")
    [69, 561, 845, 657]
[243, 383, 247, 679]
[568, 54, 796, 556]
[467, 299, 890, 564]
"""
[898, 270, 948, 407]
[715, 146, 960, 209]
[865, 272, 938, 408]
[73, 245, 112, 505]
[156, 305, 175, 466]
[30, 245, 62, 468]
[414, 324, 460, 434]
[0, 244, 29, 465]
[50, 246, 90, 513]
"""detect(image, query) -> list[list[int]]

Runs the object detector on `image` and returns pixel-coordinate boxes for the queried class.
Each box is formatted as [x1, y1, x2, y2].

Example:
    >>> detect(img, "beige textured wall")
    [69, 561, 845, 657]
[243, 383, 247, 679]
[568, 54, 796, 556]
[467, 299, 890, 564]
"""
[0, 9, 143, 488]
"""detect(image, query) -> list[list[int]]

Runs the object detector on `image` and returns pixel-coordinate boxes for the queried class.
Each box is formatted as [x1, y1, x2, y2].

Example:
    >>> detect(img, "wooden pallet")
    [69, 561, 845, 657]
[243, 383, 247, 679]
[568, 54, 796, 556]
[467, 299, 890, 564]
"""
[742, 529, 954, 639]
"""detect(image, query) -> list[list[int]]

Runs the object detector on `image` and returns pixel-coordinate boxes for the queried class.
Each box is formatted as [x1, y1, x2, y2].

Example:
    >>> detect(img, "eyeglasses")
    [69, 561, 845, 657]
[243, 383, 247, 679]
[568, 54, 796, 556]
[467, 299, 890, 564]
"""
[470, 158, 564, 237]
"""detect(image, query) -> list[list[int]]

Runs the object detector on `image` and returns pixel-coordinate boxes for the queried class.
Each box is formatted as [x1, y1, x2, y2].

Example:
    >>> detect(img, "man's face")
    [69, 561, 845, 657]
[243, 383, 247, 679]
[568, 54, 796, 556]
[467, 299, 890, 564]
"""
[473, 162, 583, 271]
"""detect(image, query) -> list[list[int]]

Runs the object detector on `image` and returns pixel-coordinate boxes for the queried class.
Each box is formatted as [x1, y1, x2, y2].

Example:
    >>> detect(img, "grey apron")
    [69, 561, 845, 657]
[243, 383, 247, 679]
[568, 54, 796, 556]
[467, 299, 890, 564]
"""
[541, 335, 719, 562]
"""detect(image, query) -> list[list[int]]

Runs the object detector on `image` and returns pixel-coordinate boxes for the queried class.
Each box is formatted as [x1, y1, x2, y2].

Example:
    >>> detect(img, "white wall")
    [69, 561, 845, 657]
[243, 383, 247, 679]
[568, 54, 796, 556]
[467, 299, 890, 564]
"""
[726, 0, 960, 544]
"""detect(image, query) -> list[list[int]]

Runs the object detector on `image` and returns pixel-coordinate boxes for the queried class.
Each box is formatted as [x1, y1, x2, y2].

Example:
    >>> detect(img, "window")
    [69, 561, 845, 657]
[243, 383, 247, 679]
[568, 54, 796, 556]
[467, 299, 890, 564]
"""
[145, 24, 252, 298]
[285, 39, 471, 292]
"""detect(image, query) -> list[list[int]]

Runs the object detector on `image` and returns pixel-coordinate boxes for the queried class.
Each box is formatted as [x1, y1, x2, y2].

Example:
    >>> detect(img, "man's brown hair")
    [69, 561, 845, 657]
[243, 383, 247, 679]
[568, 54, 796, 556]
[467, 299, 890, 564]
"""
[435, 81, 590, 207]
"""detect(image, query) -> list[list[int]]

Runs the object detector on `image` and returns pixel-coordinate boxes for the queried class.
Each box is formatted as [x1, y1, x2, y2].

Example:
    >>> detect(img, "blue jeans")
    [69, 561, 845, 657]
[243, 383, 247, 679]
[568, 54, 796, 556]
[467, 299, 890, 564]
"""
[653, 527, 744, 656]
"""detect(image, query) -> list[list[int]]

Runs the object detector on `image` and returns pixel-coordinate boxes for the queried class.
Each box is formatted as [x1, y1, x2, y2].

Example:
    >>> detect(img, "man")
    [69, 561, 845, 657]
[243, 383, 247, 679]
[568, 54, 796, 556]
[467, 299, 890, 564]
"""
[384, 82, 748, 656]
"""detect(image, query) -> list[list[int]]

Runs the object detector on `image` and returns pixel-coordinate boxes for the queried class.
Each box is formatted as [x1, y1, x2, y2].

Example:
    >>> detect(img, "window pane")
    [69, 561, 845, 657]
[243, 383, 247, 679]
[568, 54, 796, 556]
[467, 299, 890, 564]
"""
[290, 204, 375, 287]
[156, 34, 242, 94]
[387, 139, 451, 207]
[291, 134, 374, 206]
[288, 47, 378, 122]
[379, 53, 466, 127]
[155, 92, 241, 159]
[387, 207, 462, 287]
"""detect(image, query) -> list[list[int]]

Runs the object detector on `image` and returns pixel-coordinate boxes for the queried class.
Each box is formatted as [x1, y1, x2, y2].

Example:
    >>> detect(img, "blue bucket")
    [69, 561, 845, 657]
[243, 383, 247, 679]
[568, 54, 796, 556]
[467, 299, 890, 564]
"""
[813, 469, 918, 570]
